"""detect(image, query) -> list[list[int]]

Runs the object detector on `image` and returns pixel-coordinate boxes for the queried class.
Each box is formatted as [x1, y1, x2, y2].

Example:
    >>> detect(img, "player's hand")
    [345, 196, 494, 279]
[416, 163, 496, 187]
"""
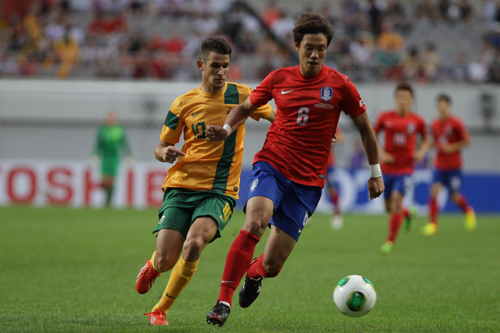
[331, 137, 337, 144]
[440, 144, 454, 154]
[414, 150, 425, 163]
[367, 176, 384, 200]
[159, 146, 185, 163]
[205, 125, 228, 141]
[381, 152, 395, 164]
[90, 155, 100, 167]
[124, 156, 134, 168]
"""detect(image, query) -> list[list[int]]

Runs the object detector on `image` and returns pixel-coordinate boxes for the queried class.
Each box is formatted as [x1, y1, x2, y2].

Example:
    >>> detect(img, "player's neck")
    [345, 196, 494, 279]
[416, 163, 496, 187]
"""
[397, 109, 410, 116]
[299, 64, 323, 77]
[199, 82, 225, 94]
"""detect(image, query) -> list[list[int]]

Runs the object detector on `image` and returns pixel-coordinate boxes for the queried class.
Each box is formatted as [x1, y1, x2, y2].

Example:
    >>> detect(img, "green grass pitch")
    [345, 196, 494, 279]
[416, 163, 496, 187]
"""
[1, 206, 499, 332]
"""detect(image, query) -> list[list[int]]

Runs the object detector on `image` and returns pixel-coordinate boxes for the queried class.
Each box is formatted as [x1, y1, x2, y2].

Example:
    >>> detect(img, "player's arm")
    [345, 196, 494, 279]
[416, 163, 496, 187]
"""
[352, 112, 384, 200]
[154, 139, 185, 164]
[205, 96, 259, 141]
[415, 133, 431, 162]
[266, 108, 277, 123]
[441, 135, 471, 154]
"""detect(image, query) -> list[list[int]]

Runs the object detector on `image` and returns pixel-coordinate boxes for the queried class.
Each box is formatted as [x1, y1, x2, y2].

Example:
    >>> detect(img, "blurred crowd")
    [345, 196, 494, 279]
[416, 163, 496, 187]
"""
[1, 0, 500, 83]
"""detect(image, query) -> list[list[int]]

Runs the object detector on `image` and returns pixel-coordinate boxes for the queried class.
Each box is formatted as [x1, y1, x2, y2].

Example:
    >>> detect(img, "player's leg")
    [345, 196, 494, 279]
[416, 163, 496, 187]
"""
[326, 169, 342, 230]
[207, 196, 274, 327]
[151, 216, 218, 320]
[239, 180, 321, 308]
[101, 176, 114, 206]
[208, 162, 284, 327]
[448, 170, 476, 231]
[239, 225, 296, 308]
[381, 175, 409, 254]
[422, 179, 442, 235]
[137, 189, 193, 295]
[216, 196, 274, 305]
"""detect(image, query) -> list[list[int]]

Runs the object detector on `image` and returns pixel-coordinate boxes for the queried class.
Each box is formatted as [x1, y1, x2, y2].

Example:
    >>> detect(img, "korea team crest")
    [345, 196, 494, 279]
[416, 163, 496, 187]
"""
[321, 87, 333, 101]
[407, 123, 415, 134]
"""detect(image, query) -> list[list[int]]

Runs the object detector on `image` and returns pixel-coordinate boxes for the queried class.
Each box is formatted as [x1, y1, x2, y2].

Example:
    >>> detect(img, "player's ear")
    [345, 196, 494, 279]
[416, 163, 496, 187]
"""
[294, 41, 300, 51]
[196, 60, 204, 72]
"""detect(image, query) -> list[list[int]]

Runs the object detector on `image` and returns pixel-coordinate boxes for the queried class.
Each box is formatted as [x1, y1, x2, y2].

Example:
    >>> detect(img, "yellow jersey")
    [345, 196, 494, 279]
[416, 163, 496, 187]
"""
[160, 82, 272, 199]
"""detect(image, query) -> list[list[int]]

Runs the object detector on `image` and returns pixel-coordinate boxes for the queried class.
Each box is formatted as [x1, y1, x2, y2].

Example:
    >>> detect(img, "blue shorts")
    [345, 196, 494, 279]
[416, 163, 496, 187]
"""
[245, 161, 322, 241]
[383, 173, 412, 200]
[432, 168, 462, 193]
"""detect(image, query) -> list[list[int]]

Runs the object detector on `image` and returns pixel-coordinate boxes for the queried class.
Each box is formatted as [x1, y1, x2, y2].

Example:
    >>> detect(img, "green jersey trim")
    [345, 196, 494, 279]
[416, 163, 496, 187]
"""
[164, 111, 180, 130]
[212, 129, 238, 194]
[224, 84, 239, 105]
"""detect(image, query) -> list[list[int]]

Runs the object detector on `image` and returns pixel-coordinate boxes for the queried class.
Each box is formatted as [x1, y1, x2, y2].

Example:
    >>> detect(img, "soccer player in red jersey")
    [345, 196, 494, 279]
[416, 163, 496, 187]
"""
[203, 13, 384, 326]
[422, 94, 476, 235]
[327, 127, 344, 229]
[374, 82, 430, 255]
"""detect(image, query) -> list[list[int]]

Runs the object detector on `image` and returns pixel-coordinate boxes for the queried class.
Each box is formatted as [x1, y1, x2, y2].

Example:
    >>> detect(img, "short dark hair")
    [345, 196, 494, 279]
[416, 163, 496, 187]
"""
[437, 93, 451, 104]
[395, 82, 414, 97]
[292, 12, 334, 47]
[199, 37, 232, 62]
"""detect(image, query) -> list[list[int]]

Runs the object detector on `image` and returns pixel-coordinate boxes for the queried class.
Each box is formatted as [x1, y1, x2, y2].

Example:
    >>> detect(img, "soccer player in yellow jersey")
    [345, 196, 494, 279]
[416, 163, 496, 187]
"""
[135, 37, 275, 326]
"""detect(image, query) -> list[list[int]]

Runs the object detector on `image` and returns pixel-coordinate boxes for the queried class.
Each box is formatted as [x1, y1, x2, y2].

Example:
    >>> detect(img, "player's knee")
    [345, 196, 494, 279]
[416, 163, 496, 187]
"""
[154, 253, 176, 272]
[182, 237, 205, 261]
[243, 218, 267, 238]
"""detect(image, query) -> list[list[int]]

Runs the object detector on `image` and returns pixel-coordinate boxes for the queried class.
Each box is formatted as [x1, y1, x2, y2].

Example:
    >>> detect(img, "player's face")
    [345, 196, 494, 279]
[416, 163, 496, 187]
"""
[295, 34, 328, 76]
[198, 52, 230, 93]
[437, 100, 450, 118]
[395, 90, 413, 114]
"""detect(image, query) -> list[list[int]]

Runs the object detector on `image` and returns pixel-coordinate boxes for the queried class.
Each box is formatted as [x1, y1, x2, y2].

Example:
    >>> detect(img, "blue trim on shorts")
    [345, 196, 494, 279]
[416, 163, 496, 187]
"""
[245, 161, 322, 241]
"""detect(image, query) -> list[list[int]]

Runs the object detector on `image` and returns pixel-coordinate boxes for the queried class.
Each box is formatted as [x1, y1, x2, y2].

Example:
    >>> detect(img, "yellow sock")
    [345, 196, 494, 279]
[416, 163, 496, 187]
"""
[149, 251, 158, 272]
[152, 257, 199, 315]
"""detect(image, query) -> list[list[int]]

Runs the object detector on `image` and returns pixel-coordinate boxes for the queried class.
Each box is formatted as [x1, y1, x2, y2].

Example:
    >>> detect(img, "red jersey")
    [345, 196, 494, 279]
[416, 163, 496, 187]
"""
[327, 127, 343, 167]
[250, 66, 366, 187]
[431, 115, 469, 170]
[374, 110, 427, 175]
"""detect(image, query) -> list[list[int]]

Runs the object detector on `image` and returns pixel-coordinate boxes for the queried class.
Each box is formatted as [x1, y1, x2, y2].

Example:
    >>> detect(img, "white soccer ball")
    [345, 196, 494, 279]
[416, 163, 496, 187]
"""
[333, 275, 377, 317]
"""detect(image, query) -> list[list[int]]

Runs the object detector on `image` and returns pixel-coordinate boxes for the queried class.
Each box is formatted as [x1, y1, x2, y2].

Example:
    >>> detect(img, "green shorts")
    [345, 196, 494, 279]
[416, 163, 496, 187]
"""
[101, 158, 119, 176]
[154, 188, 236, 242]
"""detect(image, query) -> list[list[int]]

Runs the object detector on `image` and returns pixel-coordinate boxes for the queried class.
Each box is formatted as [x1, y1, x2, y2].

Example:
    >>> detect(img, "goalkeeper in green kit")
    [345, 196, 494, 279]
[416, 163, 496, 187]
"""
[91, 110, 133, 206]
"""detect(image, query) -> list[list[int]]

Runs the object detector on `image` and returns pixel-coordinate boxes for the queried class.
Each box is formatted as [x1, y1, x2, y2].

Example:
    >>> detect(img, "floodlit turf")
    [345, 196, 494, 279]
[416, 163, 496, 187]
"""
[1, 206, 499, 332]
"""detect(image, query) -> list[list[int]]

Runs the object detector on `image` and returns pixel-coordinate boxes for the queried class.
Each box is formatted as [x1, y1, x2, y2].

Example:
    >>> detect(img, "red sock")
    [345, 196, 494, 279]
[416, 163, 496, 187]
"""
[429, 198, 438, 224]
[402, 207, 410, 219]
[218, 230, 260, 306]
[330, 190, 341, 215]
[387, 212, 403, 243]
[455, 194, 470, 213]
[247, 254, 282, 280]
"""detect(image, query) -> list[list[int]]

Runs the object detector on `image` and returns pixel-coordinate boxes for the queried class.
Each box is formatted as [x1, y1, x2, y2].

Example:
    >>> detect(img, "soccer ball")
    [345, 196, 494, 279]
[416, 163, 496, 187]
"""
[333, 275, 376, 317]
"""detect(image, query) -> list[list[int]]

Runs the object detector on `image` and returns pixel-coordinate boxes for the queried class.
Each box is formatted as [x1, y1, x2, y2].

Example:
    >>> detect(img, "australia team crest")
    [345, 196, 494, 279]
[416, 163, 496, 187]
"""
[321, 87, 333, 101]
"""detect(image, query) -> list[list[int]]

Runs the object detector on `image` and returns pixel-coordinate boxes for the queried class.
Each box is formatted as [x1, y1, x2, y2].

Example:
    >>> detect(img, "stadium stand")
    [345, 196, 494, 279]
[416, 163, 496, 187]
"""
[0, 0, 498, 83]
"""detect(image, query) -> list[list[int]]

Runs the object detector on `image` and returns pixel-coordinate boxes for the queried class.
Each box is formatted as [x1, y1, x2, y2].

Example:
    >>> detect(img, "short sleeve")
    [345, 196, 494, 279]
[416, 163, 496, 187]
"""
[245, 87, 272, 121]
[249, 71, 274, 108]
[160, 98, 184, 144]
[340, 78, 366, 118]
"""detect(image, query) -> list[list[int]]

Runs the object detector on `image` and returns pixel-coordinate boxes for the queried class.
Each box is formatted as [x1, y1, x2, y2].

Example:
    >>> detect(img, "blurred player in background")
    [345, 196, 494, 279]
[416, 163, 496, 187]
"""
[91, 110, 132, 207]
[204, 13, 384, 327]
[327, 127, 344, 230]
[422, 94, 476, 235]
[374, 82, 430, 255]
[135, 37, 275, 326]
